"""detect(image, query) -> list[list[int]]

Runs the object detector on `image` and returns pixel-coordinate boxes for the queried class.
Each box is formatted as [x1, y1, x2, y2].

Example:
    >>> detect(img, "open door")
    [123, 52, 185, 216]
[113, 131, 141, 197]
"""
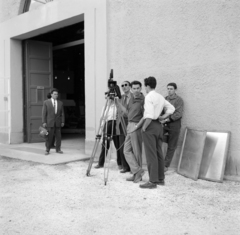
[24, 40, 53, 143]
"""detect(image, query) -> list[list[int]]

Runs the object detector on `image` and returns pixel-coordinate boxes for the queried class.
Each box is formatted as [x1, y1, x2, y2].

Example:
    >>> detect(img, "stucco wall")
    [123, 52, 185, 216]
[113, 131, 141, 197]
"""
[1, 0, 240, 177]
[0, 0, 22, 23]
[107, 0, 240, 177]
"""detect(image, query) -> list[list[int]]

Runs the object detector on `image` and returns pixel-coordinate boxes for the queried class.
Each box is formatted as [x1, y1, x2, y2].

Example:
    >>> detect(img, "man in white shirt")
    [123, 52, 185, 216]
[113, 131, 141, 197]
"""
[138, 77, 175, 189]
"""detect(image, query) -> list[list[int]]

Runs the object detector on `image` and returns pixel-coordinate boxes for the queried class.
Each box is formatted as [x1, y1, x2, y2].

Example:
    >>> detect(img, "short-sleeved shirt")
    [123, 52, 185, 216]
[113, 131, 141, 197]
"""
[127, 93, 145, 123]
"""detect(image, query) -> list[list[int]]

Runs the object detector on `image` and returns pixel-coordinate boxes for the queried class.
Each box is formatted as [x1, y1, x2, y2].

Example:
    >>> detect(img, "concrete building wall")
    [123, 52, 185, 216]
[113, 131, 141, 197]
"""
[0, 0, 107, 146]
[107, 0, 240, 178]
[1, 0, 240, 178]
[0, 0, 22, 23]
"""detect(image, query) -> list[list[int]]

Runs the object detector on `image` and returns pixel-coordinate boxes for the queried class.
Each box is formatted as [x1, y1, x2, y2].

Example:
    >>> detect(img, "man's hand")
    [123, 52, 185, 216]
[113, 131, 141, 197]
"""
[43, 123, 47, 128]
[114, 97, 119, 104]
[142, 118, 152, 132]
[61, 123, 64, 127]
[158, 116, 165, 121]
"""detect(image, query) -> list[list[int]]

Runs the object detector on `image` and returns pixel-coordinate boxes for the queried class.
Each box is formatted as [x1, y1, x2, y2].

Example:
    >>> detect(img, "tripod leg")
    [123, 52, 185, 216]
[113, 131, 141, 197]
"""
[104, 137, 114, 185]
[86, 98, 111, 176]
[86, 138, 102, 176]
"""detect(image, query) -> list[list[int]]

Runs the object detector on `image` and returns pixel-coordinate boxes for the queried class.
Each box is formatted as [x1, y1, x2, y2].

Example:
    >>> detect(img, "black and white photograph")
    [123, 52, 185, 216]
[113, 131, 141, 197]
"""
[0, 0, 240, 234]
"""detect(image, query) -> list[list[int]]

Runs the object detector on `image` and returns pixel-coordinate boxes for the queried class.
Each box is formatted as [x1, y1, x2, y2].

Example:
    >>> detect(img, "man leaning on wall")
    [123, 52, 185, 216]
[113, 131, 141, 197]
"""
[162, 83, 184, 172]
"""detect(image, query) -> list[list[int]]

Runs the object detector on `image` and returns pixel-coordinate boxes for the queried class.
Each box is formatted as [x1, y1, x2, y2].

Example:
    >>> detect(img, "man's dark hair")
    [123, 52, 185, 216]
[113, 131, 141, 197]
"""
[123, 81, 131, 86]
[51, 88, 59, 94]
[167, 83, 177, 89]
[130, 80, 142, 87]
[144, 76, 157, 89]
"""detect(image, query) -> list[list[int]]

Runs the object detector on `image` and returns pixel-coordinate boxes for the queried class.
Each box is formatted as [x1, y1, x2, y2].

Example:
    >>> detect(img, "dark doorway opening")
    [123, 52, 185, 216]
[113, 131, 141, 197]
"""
[53, 44, 85, 135]
[24, 22, 85, 143]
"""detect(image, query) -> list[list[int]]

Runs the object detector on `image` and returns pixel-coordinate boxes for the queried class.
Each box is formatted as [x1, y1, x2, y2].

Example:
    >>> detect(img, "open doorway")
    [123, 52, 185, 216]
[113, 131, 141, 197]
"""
[23, 22, 85, 143]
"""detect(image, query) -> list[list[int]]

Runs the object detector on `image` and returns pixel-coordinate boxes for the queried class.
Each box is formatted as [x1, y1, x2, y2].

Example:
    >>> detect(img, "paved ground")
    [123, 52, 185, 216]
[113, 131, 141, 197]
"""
[1, 156, 240, 235]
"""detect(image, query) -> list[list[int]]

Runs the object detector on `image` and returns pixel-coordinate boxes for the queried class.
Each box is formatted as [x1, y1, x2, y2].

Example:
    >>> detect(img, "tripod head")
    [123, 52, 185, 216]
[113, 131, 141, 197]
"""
[107, 69, 121, 100]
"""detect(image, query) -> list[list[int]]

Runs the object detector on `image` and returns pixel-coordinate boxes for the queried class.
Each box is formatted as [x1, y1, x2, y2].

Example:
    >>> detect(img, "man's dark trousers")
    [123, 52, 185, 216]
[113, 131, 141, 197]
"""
[46, 124, 61, 152]
[98, 120, 121, 167]
[118, 120, 130, 171]
[164, 119, 181, 168]
[142, 120, 164, 182]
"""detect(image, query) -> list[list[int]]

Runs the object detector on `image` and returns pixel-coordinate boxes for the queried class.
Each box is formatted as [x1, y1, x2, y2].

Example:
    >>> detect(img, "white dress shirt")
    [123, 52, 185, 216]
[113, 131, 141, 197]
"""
[163, 99, 175, 115]
[102, 103, 117, 121]
[143, 90, 175, 119]
[51, 98, 57, 114]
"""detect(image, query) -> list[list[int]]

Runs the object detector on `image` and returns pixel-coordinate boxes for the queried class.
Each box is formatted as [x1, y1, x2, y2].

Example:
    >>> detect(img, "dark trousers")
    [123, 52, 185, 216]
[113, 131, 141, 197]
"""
[98, 121, 121, 166]
[142, 120, 164, 182]
[45, 136, 55, 149]
[118, 124, 130, 171]
[164, 121, 181, 167]
[46, 124, 61, 152]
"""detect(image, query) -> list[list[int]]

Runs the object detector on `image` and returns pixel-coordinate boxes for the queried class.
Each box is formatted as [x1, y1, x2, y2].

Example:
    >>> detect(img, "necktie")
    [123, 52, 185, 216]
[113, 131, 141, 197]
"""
[54, 100, 56, 114]
[123, 96, 127, 107]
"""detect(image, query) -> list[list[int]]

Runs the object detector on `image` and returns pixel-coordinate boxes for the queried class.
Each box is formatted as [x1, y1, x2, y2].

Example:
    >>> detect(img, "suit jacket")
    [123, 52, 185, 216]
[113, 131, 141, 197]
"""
[42, 99, 65, 127]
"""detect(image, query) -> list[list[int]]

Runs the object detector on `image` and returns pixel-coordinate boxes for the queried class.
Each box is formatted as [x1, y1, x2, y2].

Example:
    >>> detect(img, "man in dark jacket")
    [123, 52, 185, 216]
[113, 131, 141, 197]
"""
[42, 88, 65, 155]
[116, 81, 133, 173]
[163, 83, 184, 171]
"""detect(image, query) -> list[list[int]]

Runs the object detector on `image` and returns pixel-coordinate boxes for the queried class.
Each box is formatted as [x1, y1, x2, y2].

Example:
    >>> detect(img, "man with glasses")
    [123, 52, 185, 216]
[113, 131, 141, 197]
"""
[116, 81, 132, 173]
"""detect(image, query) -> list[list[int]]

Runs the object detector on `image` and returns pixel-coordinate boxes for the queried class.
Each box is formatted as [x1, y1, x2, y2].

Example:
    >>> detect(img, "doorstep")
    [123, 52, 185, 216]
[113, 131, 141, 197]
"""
[0, 143, 90, 165]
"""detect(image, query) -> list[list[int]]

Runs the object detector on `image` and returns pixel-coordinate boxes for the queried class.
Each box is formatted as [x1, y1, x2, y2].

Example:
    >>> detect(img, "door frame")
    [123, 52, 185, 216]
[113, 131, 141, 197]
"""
[0, 0, 107, 145]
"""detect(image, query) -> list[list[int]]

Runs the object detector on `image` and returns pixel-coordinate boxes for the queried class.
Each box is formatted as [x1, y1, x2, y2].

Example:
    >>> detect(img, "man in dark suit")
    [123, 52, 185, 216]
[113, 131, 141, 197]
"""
[42, 88, 65, 155]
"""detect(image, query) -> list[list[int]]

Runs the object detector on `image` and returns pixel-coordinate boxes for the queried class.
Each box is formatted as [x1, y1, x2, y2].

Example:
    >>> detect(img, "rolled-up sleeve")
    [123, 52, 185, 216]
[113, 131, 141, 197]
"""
[164, 100, 175, 114]
[144, 96, 154, 119]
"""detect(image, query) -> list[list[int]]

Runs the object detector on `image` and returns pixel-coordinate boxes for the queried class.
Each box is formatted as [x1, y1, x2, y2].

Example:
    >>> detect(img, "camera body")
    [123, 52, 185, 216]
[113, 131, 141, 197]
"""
[107, 69, 121, 100]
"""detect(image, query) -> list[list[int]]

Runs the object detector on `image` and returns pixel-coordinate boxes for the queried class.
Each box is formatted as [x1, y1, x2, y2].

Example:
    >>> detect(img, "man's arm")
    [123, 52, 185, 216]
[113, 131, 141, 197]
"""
[169, 97, 183, 122]
[115, 97, 128, 115]
[159, 100, 175, 121]
[61, 103, 65, 127]
[142, 118, 152, 132]
[42, 101, 47, 127]
[142, 96, 154, 132]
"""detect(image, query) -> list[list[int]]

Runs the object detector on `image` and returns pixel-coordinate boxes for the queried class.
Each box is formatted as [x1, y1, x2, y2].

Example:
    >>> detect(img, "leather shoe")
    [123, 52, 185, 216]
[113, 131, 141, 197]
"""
[120, 169, 130, 173]
[126, 175, 135, 181]
[118, 165, 123, 170]
[134, 169, 145, 183]
[155, 180, 165, 186]
[164, 167, 168, 172]
[45, 151, 49, 155]
[94, 164, 103, 169]
[56, 150, 63, 154]
[140, 182, 157, 189]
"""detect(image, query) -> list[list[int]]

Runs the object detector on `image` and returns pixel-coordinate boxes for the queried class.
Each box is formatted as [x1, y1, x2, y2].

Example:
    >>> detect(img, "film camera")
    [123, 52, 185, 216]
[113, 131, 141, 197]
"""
[107, 69, 121, 100]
